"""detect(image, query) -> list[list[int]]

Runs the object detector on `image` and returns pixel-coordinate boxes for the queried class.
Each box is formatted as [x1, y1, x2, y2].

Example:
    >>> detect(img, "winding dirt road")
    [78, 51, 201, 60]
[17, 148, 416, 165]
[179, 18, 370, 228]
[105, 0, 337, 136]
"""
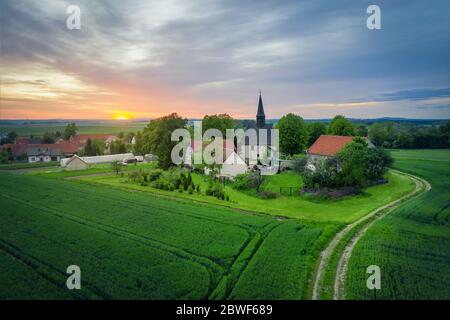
[311, 170, 431, 300]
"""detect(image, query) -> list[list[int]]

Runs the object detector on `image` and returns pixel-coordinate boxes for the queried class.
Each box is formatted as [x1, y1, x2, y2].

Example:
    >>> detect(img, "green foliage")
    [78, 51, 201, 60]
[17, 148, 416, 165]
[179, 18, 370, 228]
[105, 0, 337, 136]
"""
[232, 171, 264, 191]
[83, 138, 105, 156]
[202, 114, 235, 136]
[365, 147, 393, 180]
[307, 122, 327, 146]
[369, 121, 450, 148]
[110, 140, 128, 154]
[42, 132, 55, 143]
[277, 113, 309, 156]
[336, 142, 368, 188]
[328, 115, 355, 136]
[111, 160, 123, 175]
[304, 143, 391, 190]
[63, 122, 78, 140]
[355, 125, 368, 137]
[140, 113, 187, 170]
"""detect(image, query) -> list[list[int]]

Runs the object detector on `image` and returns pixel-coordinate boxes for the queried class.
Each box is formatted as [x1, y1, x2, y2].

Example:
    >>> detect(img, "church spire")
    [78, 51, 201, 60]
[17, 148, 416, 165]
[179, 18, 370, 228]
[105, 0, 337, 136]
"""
[256, 91, 266, 128]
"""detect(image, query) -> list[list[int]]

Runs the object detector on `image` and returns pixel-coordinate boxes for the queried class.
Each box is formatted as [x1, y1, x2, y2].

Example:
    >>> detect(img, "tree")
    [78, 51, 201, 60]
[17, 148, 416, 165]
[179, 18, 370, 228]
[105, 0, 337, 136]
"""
[111, 160, 123, 175]
[328, 115, 355, 136]
[64, 123, 78, 140]
[276, 113, 309, 156]
[355, 125, 368, 137]
[83, 138, 105, 156]
[307, 122, 327, 146]
[0, 149, 11, 163]
[133, 131, 145, 155]
[366, 147, 393, 180]
[141, 113, 187, 170]
[368, 123, 386, 146]
[110, 140, 127, 154]
[42, 132, 55, 144]
[202, 114, 235, 136]
[336, 142, 368, 189]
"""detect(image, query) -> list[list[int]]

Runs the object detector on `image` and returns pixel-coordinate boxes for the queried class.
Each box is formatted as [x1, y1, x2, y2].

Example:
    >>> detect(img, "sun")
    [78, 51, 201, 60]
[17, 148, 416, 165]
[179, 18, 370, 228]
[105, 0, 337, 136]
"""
[112, 111, 133, 121]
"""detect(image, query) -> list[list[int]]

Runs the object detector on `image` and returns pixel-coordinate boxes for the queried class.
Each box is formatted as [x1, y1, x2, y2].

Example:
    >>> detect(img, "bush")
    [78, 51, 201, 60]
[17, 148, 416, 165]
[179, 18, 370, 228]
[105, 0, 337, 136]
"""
[259, 190, 280, 199]
[232, 172, 264, 191]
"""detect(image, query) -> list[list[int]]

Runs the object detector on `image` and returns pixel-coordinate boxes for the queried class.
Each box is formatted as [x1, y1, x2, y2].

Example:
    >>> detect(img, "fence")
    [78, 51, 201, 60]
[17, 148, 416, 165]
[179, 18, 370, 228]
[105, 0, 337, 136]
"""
[279, 186, 301, 196]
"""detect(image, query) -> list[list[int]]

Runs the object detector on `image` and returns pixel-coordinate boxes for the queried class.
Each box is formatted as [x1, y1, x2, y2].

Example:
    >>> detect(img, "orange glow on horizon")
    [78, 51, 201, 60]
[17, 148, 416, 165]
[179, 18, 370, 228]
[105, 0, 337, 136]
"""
[112, 110, 133, 121]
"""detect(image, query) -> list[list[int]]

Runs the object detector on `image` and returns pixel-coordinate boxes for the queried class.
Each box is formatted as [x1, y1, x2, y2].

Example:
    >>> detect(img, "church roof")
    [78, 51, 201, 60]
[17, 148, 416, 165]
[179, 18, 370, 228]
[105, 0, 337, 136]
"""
[257, 93, 265, 117]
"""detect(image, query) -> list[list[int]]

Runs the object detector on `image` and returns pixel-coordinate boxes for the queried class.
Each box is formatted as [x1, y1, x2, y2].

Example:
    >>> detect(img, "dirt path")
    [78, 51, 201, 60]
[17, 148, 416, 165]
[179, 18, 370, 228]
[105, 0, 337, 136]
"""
[311, 170, 430, 300]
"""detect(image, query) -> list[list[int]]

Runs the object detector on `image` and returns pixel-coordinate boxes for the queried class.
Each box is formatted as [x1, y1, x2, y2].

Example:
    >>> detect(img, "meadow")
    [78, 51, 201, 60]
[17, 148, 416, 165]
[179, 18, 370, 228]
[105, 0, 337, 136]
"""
[345, 149, 450, 299]
[0, 121, 147, 136]
[82, 170, 415, 224]
[0, 172, 334, 299]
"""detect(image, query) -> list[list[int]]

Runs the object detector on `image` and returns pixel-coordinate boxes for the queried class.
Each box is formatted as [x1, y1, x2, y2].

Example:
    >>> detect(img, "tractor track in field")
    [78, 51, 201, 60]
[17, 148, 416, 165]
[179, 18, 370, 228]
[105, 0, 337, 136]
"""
[311, 170, 431, 300]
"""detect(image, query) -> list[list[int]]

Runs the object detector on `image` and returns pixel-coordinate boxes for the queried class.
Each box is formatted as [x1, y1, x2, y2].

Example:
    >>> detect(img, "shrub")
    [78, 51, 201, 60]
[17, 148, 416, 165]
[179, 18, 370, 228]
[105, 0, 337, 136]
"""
[259, 190, 280, 199]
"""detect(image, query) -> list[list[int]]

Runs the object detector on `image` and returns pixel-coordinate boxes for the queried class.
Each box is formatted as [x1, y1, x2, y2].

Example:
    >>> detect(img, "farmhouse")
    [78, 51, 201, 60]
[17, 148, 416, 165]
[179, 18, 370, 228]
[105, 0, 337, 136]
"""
[27, 146, 61, 163]
[308, 135, 374, 160]
[308, 135, 354, 160]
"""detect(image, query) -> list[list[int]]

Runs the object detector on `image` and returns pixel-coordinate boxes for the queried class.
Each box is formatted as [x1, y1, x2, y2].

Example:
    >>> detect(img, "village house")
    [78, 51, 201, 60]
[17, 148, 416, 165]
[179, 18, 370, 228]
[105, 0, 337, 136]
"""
[307, 134, 374, 171]
[27, 146, 61, 163]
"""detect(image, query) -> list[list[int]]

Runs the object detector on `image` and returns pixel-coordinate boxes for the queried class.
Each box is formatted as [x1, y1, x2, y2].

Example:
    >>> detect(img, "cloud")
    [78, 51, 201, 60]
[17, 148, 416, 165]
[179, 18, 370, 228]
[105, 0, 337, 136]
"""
[0, 0, 449, 119]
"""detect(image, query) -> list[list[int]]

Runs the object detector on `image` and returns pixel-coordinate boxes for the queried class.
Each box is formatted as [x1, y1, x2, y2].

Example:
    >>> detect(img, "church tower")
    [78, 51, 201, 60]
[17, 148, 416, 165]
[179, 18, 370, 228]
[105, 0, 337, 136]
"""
[256, 92, 266, 128]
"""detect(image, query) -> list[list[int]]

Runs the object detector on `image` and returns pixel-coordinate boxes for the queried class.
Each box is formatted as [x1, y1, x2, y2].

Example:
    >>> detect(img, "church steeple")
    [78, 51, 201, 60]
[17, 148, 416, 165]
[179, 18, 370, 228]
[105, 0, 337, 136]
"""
[256, 91, 266, 128]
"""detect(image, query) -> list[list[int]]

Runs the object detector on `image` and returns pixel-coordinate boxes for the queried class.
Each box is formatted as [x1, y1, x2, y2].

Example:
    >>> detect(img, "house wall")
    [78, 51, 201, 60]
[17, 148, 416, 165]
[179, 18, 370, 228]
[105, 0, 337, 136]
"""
[65, 158, 89, 171]
[28, 155, 54, 163]
[220, 163, 248, 178]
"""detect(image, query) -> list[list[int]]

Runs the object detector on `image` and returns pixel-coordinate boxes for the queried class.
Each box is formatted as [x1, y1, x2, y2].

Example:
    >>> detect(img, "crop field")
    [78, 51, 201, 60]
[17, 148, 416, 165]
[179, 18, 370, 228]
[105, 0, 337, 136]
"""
[0, 122, 147, 136]
[0, 172, 335, 299]
[345, 149, 450, 299]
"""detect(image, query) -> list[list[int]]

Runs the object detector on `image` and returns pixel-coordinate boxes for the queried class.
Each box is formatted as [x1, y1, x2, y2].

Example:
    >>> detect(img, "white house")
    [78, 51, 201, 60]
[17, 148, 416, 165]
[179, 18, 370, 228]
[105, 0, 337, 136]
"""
[27, 146, 61, 163]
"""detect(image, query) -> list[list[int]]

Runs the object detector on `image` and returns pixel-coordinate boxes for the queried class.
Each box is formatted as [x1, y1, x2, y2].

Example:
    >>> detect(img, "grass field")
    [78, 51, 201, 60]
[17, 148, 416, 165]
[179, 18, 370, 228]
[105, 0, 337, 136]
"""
[345, 149, 450, 299]
[0, 162, 59, 170]
[81, 170, 415, 224]
[0, 171, 336, 299]
[0, 122, 147, 136]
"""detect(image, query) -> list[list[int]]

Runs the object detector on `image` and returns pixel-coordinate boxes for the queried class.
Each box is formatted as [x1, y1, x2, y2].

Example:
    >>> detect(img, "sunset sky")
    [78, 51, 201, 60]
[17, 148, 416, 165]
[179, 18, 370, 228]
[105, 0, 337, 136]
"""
[0, 0, 449, 120]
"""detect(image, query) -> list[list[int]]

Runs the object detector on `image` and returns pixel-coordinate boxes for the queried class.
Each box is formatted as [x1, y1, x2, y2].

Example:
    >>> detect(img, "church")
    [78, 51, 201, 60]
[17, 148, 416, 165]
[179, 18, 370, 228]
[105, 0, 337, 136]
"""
[241, 92, 277, 168]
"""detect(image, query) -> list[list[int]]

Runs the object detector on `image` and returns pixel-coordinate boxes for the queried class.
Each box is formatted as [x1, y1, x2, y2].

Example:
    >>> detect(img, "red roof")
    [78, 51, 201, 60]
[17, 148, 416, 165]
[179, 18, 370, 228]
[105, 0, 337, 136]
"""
[70, 134, 117, 145]
[5, 142, 80, 157]
[308, 135, 354, 156]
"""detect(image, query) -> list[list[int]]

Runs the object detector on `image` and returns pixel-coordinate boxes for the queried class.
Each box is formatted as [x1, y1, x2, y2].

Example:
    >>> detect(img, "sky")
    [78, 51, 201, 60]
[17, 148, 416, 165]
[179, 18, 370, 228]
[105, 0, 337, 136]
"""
[0, 0, 449, 120]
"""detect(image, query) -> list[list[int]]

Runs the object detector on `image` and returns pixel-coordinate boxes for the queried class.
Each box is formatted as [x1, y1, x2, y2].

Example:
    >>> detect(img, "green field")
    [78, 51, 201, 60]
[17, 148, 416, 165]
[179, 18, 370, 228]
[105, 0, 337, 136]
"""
[0, 172, 336, 299]
[0, 122, 147, 136]
[81, 170, 415, 223]
[345, 149, 450, 299]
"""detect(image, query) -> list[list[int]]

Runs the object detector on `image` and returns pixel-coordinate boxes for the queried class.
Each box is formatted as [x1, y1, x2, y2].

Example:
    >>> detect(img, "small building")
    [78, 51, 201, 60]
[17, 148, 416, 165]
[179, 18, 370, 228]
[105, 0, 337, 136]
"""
[307, 135, 354, 161]
[220, 151, 248, 178]
[62, 155, 89, 171]
[61, 153, 134, 167]
[27, 146, 61, 163]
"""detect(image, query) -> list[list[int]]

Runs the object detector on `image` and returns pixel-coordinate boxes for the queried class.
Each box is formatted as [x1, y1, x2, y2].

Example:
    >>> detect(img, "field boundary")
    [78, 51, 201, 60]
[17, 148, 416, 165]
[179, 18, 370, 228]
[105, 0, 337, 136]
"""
[311, 170, 430, 300]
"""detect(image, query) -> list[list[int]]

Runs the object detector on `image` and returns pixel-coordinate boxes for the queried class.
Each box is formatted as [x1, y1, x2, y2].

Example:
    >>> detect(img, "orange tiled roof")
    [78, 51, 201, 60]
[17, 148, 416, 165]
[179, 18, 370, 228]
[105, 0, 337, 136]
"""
[308, 135, 354, 156]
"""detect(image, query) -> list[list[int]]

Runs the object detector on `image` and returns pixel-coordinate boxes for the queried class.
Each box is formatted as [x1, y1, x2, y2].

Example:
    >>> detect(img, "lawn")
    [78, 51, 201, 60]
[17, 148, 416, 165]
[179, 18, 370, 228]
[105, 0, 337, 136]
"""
[0, 161, 59, 170]
[345, 149, 450, 299]
[82, 170, 415, 224]
[0, 171, 334, 299]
